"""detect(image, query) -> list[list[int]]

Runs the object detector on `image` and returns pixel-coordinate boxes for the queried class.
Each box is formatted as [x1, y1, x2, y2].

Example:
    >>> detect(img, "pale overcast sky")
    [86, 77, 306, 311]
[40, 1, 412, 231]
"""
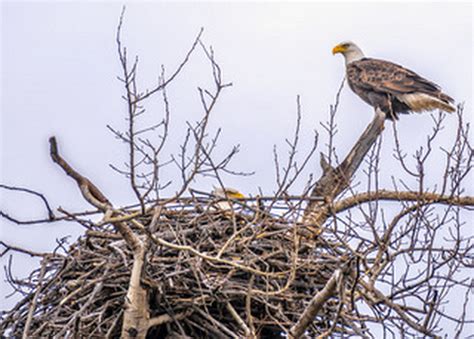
[1, 1, 472, 315]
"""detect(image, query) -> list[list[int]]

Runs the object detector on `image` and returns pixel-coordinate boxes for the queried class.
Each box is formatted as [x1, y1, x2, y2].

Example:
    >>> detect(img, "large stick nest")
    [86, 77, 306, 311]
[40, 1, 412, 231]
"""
[1, 197, 353, 338]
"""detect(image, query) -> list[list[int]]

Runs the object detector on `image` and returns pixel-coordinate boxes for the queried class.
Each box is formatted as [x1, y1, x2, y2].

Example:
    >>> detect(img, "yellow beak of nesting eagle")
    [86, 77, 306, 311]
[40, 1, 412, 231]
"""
[225, 190, 245, 199]
[212, 187, 245, 200]
[332, 43, 347, 55]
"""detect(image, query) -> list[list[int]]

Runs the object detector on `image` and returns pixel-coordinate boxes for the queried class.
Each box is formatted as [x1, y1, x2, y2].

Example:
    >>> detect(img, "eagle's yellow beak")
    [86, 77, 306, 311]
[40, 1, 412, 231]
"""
[332, 44, 346, 55]
[229, 192, 245, 199]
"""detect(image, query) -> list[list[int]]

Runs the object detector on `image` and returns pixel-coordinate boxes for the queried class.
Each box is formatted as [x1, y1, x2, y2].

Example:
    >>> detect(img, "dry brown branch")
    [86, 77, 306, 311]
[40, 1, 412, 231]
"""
[226, 301, 253, 338]
[289, 268, 341, 338]
[21, 256, 48, 339]
[303, 108, 386, 229]
[49, 136, 110, 210]
[0, 242, 55, 258]
[0, 184, 54, 221]
[360, 280, 436, 337]
[334, 189, 474, 212]
[148, 309, 192, 328]
[49, 133, 155, 337]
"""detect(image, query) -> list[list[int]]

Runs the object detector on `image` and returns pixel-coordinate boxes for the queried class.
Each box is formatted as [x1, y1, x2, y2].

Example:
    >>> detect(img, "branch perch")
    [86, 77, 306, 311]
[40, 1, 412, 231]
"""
[304, 108, 386, 227]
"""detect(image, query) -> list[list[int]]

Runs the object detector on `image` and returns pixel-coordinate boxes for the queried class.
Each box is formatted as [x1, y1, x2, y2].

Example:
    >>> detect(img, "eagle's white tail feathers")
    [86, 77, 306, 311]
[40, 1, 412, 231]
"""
[398, 93, 456, 113]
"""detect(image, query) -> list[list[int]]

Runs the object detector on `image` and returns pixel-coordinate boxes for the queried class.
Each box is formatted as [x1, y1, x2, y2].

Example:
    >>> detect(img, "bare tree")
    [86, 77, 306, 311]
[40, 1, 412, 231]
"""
[1, 12, 472, 338]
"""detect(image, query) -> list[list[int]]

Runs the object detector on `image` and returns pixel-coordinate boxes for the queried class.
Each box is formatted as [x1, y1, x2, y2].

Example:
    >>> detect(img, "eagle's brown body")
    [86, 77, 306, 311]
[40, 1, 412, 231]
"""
[333, 42, 456, 120]
[347, 58, 455, 120]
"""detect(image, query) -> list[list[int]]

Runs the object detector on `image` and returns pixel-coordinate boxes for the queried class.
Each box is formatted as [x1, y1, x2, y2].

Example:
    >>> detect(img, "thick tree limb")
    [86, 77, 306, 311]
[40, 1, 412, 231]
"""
[303, 109, 386, 227]
[121, 244, 149, 339]
[334, 189, 474, 213]
[49, 137, 110, 210]
[49, 136, 151, 338]
[289, 269, 341, 338]
[49, 137, 143, 249]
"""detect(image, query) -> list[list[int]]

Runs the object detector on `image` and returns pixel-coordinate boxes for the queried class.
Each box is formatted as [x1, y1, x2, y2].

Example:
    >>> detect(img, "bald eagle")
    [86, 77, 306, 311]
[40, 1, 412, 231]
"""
[211, 187, 245, 211]
[332, 42, 455, 120]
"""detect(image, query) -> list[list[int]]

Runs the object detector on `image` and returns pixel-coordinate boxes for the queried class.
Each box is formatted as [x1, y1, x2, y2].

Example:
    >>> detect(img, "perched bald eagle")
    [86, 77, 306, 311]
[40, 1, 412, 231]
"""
[332, 41, 455, 120]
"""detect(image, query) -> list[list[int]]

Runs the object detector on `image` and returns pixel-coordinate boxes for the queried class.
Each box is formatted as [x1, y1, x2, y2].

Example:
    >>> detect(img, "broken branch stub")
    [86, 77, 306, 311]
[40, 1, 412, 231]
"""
[49, 137, 111, 211]
[303, 108, 386, 228]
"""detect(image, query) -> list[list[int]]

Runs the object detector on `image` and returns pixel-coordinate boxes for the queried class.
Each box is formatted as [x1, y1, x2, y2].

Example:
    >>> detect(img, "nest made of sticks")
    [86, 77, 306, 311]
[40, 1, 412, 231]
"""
[0, 197, 354, 338]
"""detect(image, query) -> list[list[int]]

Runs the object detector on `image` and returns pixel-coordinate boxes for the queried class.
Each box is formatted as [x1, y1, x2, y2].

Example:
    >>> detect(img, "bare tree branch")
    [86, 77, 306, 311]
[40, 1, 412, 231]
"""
[289, 269, 341, 338]
[0, 184, 54, 220]
[304, 108, 386, 227]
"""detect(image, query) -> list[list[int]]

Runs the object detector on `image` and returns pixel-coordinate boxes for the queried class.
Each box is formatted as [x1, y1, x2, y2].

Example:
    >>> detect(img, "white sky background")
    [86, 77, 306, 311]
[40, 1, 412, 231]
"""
[1, 0, 472, 328]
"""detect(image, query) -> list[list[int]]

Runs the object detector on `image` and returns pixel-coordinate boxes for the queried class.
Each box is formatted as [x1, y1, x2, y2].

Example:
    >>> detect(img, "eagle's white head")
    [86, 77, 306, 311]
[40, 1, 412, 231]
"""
[332, 41, 365, 65]
[211, 187, 245, 212]
[212, 187, 245, 199]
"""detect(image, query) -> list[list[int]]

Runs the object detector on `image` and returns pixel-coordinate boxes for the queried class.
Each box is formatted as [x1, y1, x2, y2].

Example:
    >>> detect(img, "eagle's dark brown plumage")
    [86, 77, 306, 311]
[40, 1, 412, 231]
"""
[333, 42, 455, 120]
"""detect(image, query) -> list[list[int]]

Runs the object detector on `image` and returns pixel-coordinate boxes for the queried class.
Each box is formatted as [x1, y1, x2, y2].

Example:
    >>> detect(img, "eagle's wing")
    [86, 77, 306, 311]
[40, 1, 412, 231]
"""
[348, 58, 442, 96]
[350, 59, 440, 94]
[347, 58, 455, 114]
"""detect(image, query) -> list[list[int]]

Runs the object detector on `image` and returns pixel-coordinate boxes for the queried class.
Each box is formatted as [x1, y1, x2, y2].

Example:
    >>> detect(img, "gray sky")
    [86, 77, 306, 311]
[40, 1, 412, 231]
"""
[1, 1, 472, 315]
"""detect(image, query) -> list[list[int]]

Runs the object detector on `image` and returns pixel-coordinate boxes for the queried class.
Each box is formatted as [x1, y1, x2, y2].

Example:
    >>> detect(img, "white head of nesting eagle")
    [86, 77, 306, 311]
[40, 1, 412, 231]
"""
[211, 187, 245, 212]
[332, 41, 455, 120]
